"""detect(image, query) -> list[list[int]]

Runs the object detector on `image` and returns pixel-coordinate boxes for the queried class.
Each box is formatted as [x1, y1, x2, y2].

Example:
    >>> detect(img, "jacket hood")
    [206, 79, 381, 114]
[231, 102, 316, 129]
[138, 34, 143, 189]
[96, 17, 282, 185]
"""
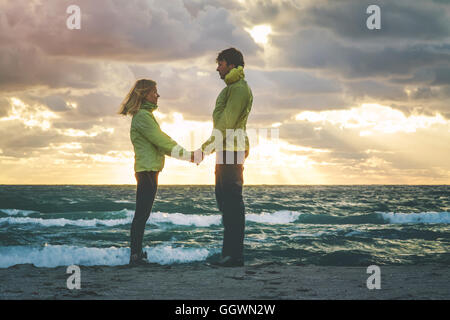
[224, 66, 245, 85]
[140, 100, 158, 111]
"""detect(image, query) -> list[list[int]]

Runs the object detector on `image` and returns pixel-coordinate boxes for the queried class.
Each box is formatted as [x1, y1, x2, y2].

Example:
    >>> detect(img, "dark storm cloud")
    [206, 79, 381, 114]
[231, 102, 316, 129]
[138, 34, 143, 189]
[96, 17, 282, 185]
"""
[0, 45, 102, 91]
[432, 67, 450, 86]
[40, 95, 70, 112]
[249, 69, 341, 95]
[51, 119, 102, 131]
[1, 0, 448, 119]
[252, 92, 351, 114]
[0, 123, 67, 157]
[0, 0, 258, 93]
[72, 93, 123, 118]
[245, 69, 351, 117]
[341, 79, 407, 101]
[2, 0, 257, 62]
[280, 121, 360, 152]
[301, 0, 450, 41]
[275, 28, 450, 79]
[250, 0, 450, 118]
[76, 132, 123, 155]
[0, 97, 9, 117]
[16, 91, 124, 122]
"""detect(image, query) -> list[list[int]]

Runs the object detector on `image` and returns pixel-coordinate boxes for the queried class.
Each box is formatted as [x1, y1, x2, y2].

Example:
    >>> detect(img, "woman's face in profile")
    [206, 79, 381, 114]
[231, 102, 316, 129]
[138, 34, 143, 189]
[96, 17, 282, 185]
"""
[145, 86, 160, 105]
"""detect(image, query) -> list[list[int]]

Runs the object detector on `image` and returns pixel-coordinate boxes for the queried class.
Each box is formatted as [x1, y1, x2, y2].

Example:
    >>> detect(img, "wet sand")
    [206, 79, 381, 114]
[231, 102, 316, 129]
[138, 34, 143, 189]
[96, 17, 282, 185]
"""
[0, 263, 448, 300]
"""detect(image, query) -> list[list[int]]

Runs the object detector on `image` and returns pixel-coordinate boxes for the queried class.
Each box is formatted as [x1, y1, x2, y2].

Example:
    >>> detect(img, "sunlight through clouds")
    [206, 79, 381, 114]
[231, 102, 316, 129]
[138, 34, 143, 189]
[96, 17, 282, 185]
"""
[246, 25, 272, 45]
[1, 98, 59, 130]
[296, 104, 448, 135]
[47, 143, 82, 150]
[56, 126, 115, 137]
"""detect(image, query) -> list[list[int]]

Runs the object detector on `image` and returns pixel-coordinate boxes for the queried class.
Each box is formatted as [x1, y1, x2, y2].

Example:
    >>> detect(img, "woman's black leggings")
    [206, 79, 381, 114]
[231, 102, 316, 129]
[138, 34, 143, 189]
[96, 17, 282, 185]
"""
[130, 171, 159, 256]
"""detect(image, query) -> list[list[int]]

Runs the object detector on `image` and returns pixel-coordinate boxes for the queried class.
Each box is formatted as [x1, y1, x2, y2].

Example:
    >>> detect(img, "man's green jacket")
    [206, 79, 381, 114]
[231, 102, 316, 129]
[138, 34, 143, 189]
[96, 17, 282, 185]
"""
[201, 66, 253, 154]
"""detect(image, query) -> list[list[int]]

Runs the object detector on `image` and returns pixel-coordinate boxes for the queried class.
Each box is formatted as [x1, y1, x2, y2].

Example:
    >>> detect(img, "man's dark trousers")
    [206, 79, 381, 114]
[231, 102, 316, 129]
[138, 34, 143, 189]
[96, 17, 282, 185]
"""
[215, 151, 246, 261]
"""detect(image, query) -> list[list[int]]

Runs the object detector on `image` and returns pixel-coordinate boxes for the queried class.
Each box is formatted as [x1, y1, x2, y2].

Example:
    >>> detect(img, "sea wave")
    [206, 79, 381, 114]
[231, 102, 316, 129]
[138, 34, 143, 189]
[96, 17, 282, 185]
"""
[113, 200, 134, 204]
[151, 212, 221, 227]
[0, 210, 304, 227]
[296, 212, 449, 225]
[288, 231, 328, 238]
[0, 244, 214, 268]
[247, 211, 302, 224]
[379, 211, 450, 224]
[0, 209, 38, 216]
[0, 217, 131, 227]
[1, 210, 447, 228]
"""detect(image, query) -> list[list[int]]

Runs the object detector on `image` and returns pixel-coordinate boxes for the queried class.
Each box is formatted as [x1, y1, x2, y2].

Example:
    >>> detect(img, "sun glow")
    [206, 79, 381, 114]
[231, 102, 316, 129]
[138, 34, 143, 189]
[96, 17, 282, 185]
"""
[295, 103, 447, 135]
[56, 126, 115, 137]
[247, 25, 272, 45]
[1, 97, 59, 130]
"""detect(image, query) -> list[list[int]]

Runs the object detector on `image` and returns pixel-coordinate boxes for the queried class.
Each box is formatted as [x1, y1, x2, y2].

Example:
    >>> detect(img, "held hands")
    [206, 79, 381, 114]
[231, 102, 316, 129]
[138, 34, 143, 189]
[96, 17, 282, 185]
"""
[190, 149, 204, 165]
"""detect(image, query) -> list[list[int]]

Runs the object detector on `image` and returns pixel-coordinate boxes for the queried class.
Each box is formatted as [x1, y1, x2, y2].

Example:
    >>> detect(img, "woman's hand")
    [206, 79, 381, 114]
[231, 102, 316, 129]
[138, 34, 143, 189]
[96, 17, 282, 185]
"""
[191, 149, 204, 165]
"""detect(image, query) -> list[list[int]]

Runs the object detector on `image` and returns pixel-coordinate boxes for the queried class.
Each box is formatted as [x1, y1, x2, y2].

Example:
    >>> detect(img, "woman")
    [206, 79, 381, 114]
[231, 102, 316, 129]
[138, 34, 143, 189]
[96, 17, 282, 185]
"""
[118, 79, 196, 266]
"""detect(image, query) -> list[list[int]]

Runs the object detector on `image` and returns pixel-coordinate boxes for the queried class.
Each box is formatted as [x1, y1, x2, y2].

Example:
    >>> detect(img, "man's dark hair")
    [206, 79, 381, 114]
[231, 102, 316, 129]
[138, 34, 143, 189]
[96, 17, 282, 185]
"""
[216, 48, 245, 68]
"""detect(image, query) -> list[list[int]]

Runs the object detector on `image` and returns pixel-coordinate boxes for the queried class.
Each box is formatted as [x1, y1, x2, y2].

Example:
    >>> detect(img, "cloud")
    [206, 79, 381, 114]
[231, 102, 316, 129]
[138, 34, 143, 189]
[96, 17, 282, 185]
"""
[0, 0, 259, 93]
[2, 0, 257, 62]
[273, 28, 450, 79]
[341, 79, 407, 101]
[0, 97, 9, 117]
[0, 0, 449, 184]
[301, 0, 450, 41]
[278, 104, 450, 175]
[250, 69, 342, 95]
[0, 45, 104, 91]
[0, 122, 66, 157]
[252, 0, 450, 119]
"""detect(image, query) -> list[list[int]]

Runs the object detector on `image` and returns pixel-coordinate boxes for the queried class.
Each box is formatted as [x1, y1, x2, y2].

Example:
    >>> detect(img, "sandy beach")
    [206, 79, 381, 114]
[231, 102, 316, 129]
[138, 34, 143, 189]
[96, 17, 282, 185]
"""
[0, 263, 448, 300]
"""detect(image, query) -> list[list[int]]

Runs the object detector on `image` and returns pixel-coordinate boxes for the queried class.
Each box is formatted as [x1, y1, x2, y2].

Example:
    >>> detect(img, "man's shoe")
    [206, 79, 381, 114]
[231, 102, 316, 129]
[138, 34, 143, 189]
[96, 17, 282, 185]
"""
[129, 251, 153, 266]
[211, 256, 244, 267]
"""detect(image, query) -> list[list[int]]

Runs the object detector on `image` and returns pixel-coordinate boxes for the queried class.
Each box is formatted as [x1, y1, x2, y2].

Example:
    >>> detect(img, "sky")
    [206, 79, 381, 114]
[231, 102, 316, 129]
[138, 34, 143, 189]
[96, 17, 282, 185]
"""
[0, 0, 449, 185]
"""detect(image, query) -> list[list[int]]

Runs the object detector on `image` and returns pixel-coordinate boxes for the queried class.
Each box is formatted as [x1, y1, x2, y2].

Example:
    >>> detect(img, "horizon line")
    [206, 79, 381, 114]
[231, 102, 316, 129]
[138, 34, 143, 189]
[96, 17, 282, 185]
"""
[0, 184, 448, 186]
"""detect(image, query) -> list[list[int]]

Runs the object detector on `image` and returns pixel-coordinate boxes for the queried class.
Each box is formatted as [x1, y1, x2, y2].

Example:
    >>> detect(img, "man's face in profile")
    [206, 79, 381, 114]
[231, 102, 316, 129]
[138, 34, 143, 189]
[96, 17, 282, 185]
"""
[216, 60, 235, 79]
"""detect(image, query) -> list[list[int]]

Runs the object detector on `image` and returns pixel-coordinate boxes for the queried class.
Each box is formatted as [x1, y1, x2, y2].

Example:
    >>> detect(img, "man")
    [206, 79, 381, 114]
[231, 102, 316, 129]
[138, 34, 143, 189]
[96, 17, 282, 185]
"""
[200, 48, 253, 267]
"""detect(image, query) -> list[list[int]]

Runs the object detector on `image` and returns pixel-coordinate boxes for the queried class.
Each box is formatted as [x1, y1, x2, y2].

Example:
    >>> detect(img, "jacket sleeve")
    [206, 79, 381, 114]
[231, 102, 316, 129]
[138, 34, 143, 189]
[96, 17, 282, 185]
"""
[134, 111, 191, 160]
[215, 85, 248, 132]
[201, 85, 248, 153]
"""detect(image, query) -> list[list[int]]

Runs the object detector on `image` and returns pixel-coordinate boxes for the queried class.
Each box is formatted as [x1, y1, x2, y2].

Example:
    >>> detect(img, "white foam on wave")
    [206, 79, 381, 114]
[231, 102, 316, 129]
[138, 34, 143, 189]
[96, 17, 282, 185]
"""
[0, 209, 37, 216]
[289, 231, 327, 238]
[379, 211, 450, 224]
[61, 198, 79, 204]
[109, 208, 134, 216]
[0, 216, 131, 227]
[113, 200, 134, 204]
[344, 230, 365, 237]
[0, 244, 215, 268]
[151, 212, 221, 227]
[145, 245, 214, 265]
[247, 211, 302, 224]
[0, 210, 302, 228]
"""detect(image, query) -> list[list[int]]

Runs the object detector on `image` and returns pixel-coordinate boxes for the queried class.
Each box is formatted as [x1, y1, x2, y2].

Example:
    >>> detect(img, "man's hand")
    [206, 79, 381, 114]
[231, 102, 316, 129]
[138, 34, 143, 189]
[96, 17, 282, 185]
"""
[191, 149, 204, 165]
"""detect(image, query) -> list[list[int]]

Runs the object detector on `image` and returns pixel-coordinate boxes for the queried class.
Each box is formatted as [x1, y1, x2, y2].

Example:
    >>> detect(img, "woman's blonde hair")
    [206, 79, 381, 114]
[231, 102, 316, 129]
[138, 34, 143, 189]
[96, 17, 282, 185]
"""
[118, 79, 157, 116]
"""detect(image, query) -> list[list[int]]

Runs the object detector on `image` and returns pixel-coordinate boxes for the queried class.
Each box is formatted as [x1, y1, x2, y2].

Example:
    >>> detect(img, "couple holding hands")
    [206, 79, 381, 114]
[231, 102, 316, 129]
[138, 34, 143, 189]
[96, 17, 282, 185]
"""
[118, 48, 253, 267]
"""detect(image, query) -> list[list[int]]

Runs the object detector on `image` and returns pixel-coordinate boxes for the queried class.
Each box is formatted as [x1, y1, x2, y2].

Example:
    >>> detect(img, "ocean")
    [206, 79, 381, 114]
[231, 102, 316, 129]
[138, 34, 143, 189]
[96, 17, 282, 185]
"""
[0, 185, 448, 268]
